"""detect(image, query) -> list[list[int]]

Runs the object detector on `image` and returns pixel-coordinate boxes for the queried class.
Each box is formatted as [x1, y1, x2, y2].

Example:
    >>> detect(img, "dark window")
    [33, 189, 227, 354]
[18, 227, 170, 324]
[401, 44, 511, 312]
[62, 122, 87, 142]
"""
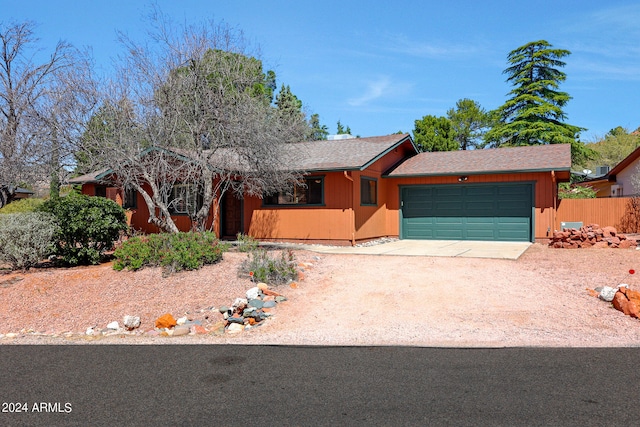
[264, 177, 324, 206]
[95, 185, 107, 197]
[123, 188, 137, 209]
[168, 183, 203, 215]
[361, 177, 377, 205]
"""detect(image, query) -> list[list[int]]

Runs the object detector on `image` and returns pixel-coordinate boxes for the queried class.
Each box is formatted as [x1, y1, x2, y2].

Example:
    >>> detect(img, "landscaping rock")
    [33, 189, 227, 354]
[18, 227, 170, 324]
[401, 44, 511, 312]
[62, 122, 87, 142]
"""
[155, 313, 177, 329]
[106, 321, 120, 330]
[176, 316, 188, 326]
[172, 325, 190, 336]
[248, 298, 264, 309]
[549, 224, 638, 249]
[598, 287, 617, 302]
[227, 323, 244, 333]
[123, 315, 141, 330]
[246, 287, 262, 300]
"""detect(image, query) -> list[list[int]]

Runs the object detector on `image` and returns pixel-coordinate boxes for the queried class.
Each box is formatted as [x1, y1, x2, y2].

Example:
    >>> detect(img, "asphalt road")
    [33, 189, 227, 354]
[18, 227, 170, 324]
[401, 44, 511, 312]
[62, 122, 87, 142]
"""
[0, 345, 637, 426]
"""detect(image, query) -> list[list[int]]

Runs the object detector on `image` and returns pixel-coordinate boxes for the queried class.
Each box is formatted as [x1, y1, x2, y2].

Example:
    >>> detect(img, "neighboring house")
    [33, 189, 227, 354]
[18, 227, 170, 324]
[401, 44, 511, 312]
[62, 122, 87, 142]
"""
[71, 134, 571, 243]
[577, 145, 640, 198]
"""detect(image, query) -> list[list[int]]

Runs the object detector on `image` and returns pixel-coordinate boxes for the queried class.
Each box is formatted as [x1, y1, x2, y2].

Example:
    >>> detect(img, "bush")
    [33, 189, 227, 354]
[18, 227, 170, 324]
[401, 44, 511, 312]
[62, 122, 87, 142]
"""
[0, 198, 45, 214]
[39, 193, 127, 266]
[113, 232, 230, 272]
[236, 232, 259, 252]
[0, 212, 59, 270]
[240, 249, 298, 285]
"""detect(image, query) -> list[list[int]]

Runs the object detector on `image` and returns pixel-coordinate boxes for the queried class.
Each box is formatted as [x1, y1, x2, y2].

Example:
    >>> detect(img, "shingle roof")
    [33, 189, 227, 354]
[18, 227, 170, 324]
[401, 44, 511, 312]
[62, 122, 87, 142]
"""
[68, 168, 111, 184]
[284, 134, 415, 171]
[386, 144, 572, 176]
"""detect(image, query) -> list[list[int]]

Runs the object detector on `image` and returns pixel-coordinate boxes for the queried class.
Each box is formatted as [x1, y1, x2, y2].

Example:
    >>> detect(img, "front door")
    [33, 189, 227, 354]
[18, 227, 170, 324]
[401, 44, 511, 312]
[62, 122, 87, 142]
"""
[221, 191, 243, 239]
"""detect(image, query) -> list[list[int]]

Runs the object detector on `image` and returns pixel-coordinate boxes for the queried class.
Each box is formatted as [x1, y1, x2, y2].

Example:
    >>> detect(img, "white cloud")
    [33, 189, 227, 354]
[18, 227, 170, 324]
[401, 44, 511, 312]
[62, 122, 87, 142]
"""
[346, 76, 413, 107]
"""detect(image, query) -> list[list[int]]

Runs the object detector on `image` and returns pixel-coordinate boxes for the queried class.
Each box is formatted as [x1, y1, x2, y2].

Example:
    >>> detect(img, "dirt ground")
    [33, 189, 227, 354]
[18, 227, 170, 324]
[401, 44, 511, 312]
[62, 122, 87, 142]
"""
[2, 243, 640, 346]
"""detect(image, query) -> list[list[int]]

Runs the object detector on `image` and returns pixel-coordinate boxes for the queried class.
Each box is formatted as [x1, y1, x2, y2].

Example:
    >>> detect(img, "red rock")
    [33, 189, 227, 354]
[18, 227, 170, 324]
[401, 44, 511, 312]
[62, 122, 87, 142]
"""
[191, 325, 207, 335]
[552, 241, 563, 248]
[581, 242, 593, 248]
[619, 240, 633, 249]
[603, 226, 617, 237]
[262, 288, 282, 297]
[593, 242, 609, 248]
[612, 291, 629, 313]
[605, 236, 621, 245]
[155, 313, 177, 329]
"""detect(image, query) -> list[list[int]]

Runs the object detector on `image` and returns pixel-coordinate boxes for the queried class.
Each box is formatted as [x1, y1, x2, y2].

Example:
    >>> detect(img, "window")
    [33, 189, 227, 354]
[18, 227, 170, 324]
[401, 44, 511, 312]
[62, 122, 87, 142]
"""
[361, 177, 377, 205]
[264, 177, 324, 205]
[168, 183, 203, 215]
[95, 185, 107, 197]
[123, 188, 137, 209]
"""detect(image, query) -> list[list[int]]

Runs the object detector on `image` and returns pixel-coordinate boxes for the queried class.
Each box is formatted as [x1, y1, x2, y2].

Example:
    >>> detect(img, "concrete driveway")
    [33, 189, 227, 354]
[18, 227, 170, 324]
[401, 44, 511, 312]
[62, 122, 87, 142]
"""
[306, 239, 531, 260]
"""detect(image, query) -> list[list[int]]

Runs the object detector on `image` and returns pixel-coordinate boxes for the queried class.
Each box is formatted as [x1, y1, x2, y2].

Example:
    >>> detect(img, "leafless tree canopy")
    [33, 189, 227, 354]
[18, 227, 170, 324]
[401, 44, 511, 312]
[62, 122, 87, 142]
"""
[0, 21, 97, 205]
[81, 12, 308, 233]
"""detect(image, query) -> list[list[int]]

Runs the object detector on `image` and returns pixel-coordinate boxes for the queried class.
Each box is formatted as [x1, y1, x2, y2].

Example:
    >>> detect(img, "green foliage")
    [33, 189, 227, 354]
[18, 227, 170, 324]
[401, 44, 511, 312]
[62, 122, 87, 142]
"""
[113, 232, 229, 272]
[413, 115, 458, 152]
[0, 197, 45, 214]
[577, 127, 640, 171]
[308, 113, 328, 141]
[240, 249, 298, 285]
[236, 232, 259, 252]
[336, 120, 352, 135]
[39, 193, 127, 266]
[558, 182, 596, 199]
[485, 40, 590, 163]
[446, 99, 492, 150]
[0, 212, 59, 270]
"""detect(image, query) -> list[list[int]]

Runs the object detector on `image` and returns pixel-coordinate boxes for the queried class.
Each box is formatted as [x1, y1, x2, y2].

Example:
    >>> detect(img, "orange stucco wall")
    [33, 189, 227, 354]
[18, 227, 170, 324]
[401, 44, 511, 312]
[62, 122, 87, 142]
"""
[245, 139, 416, 244]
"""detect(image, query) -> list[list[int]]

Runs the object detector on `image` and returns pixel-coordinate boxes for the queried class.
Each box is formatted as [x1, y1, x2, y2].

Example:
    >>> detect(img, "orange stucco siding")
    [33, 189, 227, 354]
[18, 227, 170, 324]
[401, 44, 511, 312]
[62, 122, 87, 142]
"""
[246, 172, 355, 243]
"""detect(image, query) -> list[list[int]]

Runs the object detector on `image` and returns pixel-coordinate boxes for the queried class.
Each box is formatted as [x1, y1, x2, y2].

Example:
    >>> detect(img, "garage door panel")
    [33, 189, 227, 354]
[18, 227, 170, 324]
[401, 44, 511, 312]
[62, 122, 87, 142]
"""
[401, 183, 532, 242]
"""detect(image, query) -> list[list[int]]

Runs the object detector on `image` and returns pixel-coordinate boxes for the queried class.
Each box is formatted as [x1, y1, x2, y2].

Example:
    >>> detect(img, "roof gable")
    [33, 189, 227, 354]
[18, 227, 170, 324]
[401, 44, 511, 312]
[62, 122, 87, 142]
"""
[386, 144, 572, 177]
[608, 144, 640, 177]
[284, 133, 416, 171]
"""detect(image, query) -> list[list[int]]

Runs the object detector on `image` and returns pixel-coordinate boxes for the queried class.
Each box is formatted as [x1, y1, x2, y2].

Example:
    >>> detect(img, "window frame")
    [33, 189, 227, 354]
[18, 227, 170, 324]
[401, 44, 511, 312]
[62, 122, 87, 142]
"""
[123, 188, 137, 209]
[360, 176, 378, 206]
[263, 176, 325, 206]
[168, 183, 203, 216]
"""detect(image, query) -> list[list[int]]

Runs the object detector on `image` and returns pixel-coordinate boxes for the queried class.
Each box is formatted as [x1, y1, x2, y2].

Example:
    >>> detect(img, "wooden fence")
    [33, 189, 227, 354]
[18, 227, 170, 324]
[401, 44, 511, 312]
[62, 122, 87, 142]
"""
[555, 197, 640, 233]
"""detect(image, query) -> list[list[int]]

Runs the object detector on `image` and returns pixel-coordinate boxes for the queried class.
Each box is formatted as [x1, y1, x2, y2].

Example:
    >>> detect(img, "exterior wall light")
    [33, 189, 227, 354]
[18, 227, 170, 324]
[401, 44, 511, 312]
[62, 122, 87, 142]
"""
[458, 176, 468, 182]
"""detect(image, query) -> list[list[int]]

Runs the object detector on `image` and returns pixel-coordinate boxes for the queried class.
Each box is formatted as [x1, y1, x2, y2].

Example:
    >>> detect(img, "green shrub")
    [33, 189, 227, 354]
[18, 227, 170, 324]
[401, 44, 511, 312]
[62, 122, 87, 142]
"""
[0, 212, 59, 270]
[39, 193, 127, 266]
[0, 198, 45, 214]
[113, 232, 229, 272]
[239, 249, 298, 285]
[236, 232, 259, 252]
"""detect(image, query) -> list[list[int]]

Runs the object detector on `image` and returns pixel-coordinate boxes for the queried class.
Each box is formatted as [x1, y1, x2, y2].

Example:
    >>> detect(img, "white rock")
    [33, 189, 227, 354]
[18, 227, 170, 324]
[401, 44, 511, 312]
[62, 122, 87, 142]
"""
[5, 332, 17, 338]
[617, 283, 630, 289]
[598, 286, 617, 302]
[226, 323, 244, 334]
[106, 321, 120, 330]
[232, 298, 248, 310]
[85, 327, 96, 336]
[246, 287, 261, 300]
[123, 315, 141, 330]
[176, 316, 188, 326]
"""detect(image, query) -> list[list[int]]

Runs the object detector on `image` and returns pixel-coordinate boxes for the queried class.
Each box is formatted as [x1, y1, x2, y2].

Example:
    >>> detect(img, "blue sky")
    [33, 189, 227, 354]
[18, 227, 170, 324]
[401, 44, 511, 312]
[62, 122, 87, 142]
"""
[3, 0, 639, 141]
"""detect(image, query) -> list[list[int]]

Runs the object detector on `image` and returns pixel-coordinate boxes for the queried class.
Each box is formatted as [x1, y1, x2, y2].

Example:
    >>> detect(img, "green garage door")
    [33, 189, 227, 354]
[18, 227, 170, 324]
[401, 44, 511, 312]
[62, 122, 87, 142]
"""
[401, 183, 533, 242]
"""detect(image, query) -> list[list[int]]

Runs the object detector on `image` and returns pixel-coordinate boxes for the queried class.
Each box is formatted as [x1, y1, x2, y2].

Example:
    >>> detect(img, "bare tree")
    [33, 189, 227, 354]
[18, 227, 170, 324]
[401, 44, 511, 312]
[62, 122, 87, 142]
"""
[81, 11, 308, 233]
[0, 21, 96, 206]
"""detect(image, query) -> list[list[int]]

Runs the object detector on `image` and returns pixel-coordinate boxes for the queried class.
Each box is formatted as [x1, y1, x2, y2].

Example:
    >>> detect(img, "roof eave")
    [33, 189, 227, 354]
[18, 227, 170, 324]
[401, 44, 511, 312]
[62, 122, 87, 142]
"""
[359, 134, 416, 171]
[383, 167, 571, 178]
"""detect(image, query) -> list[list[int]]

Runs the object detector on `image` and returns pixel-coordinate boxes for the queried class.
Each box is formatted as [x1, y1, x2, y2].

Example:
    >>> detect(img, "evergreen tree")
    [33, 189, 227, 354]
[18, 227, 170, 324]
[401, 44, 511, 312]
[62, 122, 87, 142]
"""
[413, 115, 458, 152]
[485, 40, 591, 163]
[446, 99, 492, 150]
[308, 113, 328, 140]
